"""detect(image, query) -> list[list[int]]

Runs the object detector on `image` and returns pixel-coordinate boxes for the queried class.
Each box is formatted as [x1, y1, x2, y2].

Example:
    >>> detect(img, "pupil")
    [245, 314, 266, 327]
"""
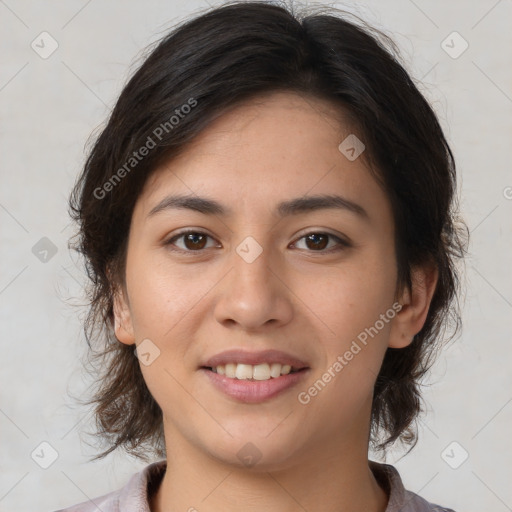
[186, 233, 205, 250]
[307, 233, 327, 250]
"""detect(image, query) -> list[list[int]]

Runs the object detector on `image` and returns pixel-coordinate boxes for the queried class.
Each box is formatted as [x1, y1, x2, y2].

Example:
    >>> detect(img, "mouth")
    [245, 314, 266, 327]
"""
[201, 363, 306, 381]
[199, 349, 310, 403]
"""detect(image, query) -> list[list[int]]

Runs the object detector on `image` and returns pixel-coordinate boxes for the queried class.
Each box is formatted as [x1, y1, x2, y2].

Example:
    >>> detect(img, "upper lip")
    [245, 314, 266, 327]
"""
[201, 349, 309, 369]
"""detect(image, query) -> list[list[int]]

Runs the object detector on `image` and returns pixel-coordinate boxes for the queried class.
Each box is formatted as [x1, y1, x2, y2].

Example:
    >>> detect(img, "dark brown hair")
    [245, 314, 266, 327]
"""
[69, 0, 468, 461]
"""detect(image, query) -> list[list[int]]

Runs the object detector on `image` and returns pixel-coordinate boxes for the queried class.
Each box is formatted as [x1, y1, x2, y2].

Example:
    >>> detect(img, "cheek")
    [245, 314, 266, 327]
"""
[296, 262, 396, 428]
[125, 249, 205, 338]
[126, 229, 397, 349]
[298, 249, 397, 349]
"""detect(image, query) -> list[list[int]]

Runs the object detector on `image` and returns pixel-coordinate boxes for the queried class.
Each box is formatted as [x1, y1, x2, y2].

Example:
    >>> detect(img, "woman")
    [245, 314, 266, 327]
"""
[59, 1, 466, 510]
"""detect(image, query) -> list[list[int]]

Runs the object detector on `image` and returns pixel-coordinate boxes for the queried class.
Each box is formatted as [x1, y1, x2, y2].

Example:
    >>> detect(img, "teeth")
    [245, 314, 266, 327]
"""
[253, 363, 270, 381]
[225, 363, 237, 378]
[235, 364, 253, 380]
[269, 363, 282, 378]
[212, 362, 296, 380]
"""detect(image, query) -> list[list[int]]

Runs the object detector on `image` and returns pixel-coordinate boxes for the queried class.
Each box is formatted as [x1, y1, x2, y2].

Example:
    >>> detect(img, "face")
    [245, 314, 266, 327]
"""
[114, 91, 425, 470]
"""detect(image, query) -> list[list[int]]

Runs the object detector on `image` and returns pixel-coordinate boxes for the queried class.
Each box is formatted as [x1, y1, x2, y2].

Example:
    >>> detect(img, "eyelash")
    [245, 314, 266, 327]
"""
[164, 229, 351, 255]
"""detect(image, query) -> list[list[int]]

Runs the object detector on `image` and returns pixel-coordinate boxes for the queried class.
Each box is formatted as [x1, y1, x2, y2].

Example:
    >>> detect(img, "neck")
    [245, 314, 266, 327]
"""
[151, 427, 388, 512]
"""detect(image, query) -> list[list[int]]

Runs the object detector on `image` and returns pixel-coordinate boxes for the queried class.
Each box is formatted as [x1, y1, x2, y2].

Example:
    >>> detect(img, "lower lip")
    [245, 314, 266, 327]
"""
[201, 368, 309, 403]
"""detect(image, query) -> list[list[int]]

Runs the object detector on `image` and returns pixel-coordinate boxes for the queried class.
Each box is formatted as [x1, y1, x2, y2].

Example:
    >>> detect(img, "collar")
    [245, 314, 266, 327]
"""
[116, 459, 444, 512]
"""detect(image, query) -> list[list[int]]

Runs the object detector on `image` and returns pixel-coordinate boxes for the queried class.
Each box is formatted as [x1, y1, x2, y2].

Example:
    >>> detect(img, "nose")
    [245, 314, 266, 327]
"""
[213, 240, 294, 332]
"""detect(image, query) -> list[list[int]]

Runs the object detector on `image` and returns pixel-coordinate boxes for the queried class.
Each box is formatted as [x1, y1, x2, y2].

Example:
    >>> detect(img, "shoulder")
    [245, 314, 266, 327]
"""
[51, 460, 167, 512]
[402, 488, 457, 512]
[369, 460, 458, 512]
[52, 489, 119, 512]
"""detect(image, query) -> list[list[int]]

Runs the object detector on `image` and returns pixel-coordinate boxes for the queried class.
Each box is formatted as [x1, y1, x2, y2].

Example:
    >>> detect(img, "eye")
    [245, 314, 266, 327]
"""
[292, 231, 351, 252]
[164, 230, 350, 254]
[165, 230, 218, 252]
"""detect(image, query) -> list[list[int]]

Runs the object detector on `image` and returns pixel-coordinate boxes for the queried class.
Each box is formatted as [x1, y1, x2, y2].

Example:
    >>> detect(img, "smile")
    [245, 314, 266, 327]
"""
[207, 362, 300, 380]
[200, 348, 310, 403]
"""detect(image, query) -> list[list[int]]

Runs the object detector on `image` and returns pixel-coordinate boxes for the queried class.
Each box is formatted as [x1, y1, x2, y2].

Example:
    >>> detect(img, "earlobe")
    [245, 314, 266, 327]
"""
[113, 288, 136, 345]
[388, 264, 438, 349]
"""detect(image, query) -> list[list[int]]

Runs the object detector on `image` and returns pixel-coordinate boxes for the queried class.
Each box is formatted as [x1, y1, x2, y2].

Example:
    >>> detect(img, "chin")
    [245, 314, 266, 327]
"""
[198, 424, 303, 471]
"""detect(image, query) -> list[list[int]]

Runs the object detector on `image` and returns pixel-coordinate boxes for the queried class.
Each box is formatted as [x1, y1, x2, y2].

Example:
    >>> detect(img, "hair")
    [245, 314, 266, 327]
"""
[69, 0, 468, 461]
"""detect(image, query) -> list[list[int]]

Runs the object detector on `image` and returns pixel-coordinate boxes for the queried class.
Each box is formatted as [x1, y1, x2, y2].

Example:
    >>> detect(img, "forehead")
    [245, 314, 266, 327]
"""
[173, 91, 353, 160]
[135, 91, 390, 224]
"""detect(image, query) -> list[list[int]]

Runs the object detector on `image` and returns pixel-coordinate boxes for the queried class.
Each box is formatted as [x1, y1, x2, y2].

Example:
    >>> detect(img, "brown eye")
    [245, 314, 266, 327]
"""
[294, 232, 351, 253]
[165, 230, 350, 255]
[183, 232, 208, 250]
[304, 233, 329, 250]
[166, 231, 216, 252]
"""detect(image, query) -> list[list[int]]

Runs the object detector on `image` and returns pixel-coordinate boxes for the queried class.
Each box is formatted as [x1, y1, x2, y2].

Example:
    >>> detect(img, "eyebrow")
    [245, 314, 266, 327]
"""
[148, 193, 369, 220]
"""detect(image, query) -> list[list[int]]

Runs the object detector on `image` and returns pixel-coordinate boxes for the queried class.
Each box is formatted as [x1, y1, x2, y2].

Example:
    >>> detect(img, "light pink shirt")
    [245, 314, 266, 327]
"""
[53, 460, 456, 512]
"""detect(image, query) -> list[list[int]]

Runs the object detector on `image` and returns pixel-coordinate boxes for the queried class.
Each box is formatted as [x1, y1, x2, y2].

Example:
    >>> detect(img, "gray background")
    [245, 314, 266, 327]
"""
[1, 1, 511, 511]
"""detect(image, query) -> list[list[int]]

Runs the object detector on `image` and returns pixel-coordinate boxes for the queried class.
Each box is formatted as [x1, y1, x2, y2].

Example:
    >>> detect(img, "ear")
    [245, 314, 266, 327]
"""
[388, 263, 438, 349]
[112, 285, 136, 345]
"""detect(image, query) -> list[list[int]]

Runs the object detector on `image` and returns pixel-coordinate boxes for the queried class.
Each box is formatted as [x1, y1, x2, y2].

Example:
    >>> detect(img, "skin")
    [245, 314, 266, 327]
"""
[113, 91, 438, 512]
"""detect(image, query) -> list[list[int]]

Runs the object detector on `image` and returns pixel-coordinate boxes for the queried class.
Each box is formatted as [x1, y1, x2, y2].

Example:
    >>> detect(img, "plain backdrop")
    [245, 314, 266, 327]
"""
[0, 1, 511, 511]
